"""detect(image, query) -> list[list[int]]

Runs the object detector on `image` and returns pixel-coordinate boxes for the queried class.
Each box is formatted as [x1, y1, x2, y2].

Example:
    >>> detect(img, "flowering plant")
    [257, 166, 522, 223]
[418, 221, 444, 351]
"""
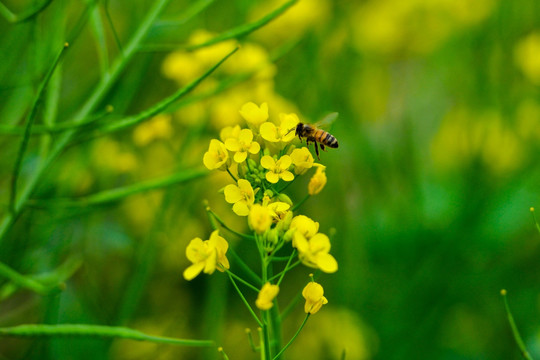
[184, 102, 338, 359]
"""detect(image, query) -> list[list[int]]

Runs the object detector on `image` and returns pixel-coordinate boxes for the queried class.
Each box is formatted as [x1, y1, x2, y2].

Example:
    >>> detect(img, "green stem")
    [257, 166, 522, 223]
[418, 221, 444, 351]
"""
[187, 0, 297, 51]
[0, 324, 214, 347]
[531, 208, 540, 235]
[227, 248, 262, 286]
[0, 261, 52, 295]
[86, 46, 239, 138]
[104, 0, 123, 53]
[276, 252, 298, 286]
[226, 272, 262, 327]
[226, 168, 239, 182]
[206, 208, 254, 240]
[0, 0, 54, 23]
[291, 194, 310, 212]
[9, 42, 69, 214]
[272, 314, 309, 360]
[262, 311, 272, 360]
[0, 0, 170, 247]
[29, 168, 207, 208]
[225, 270, 259, 293]
[501, 290, 533, 360]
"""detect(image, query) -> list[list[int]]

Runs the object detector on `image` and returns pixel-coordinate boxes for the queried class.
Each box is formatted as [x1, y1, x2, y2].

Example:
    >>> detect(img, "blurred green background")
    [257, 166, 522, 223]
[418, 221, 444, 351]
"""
[1, 0, 540, 359]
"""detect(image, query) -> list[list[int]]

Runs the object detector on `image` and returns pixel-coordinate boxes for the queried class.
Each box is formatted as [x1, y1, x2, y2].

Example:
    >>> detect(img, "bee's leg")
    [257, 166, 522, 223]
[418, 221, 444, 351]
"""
[320, 143, 326, 152]
[314, 142, 320, 160]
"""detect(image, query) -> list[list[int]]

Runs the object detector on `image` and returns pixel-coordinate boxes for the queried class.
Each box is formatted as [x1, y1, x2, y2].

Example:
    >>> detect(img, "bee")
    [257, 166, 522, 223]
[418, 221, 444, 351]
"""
[293, 112, 339, 159]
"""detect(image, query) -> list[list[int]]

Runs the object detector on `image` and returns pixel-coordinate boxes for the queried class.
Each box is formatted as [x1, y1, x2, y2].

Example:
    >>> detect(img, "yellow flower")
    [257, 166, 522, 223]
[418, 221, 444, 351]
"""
[161, 51, 202, 84]
[290, 147, 314, 174]
[220, 125, 242, 142]
[267, 201, 291, 222]
[290, 215, 319, 243]
[183, 230, 230, 281]
[133, 114, 173, 146]
[239, 102, 269, 126]
[255, 283, 280, 310]
[224, 179, 255, 216]
[261, 155, 294, 183]
[248, 204, 272, 234]
[302, 281, 328, 314]
[308, 165, 327, 195]
[203, 139, 229, 170]
[259, 113, 299, 143]
[225, 129, 261, 163]
[294, 233, 338, 273]
[514, 32, 540, 84]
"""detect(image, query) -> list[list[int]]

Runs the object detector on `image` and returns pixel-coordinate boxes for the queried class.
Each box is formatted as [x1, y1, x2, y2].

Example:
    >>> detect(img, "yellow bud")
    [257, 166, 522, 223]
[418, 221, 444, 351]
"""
[248, 204, 272, 234]
[308, 166, 327, 195]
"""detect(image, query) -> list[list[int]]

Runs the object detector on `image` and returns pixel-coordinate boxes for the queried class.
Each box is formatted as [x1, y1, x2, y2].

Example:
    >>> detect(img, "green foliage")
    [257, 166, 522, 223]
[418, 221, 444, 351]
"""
[1, 0, 540, 359]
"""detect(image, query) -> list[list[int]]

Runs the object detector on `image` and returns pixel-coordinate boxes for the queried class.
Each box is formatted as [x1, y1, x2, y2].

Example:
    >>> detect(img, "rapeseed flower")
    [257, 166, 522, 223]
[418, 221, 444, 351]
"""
[240, 102, 269, 127]
[224, 179, 255, 216]
[295, 233, 338, 273]
[203, 139, 229, 171]
[308, 165, 327, 195]
[260, 113, 299, 144]
[183, 230, 230, 280]
[220, 125, 242, 142]
[290, 215, 320, 243]
[302, 281, 328, 314]
[290, 147, 315, 174]
[225, 128, 261, 163]
[261, 155, 294, 183]
[255, 283, 280, 310]
[248, 204, 272, 234]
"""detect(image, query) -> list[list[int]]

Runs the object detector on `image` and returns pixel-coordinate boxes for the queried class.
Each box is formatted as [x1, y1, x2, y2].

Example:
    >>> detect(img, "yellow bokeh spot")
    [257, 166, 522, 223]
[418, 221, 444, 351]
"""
[515, 32, 540, 84]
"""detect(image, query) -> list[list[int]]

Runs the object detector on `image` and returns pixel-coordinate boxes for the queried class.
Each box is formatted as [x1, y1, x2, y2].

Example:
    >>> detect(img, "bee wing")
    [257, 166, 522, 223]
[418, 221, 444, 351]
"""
[313, 112, 338, 129]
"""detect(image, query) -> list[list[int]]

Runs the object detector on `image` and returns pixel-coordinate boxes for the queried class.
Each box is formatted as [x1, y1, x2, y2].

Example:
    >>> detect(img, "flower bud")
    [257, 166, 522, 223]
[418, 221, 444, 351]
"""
[277, 193, 293, 206]
[283, 227, 296, 242]
[266, 228, 279, 245]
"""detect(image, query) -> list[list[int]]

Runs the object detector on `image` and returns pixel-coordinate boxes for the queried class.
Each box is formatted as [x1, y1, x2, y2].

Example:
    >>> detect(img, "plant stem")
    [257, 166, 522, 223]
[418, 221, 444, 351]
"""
[501, 289, 533, 360]
[225, 270, 259, 293]
[227, 272, 262, 327]
[0, 0, 170, 246]
[291, 194, 310, 212]
[272, 314, 309, 360]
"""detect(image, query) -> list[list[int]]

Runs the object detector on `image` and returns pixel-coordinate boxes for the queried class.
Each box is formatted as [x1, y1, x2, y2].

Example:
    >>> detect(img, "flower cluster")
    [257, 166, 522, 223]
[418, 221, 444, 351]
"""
[183, 102, 337, 356]
[196, 102, 337, 272]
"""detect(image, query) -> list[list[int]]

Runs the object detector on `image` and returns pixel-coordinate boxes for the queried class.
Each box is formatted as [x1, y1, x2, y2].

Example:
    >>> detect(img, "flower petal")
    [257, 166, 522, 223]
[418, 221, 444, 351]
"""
[260, 155, 275, 170]
[234, 151, 248, 163]
[249, 141, 261, 154]
[260, 122, 278, 142]
[310, 233, 331, 253]
[225, 138, 241, 152]
[316, 253, 338, 273]
[266, 171, 280, 183]
[238, 128, 254, 143]
[183, 262, 205, 280]
[185, 238, 205, 262]
[233, 201, 250, 216]
[278, 155, 292, 169]
[224, 184, 242, 203]
[281, 171, 294, 182]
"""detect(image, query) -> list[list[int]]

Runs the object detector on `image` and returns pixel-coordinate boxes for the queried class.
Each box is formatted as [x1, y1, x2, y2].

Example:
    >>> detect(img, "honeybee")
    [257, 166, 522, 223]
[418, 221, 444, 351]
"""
[293, 112, 339, 159]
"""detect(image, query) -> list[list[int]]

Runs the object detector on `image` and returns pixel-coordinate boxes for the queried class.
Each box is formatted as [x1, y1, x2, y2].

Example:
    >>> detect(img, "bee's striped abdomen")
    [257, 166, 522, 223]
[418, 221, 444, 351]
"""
[315, 130, 339, 148]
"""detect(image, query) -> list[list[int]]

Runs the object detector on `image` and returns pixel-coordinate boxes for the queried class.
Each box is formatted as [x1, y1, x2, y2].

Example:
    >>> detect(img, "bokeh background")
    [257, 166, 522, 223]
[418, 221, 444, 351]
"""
[1, 0, 540, 359]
